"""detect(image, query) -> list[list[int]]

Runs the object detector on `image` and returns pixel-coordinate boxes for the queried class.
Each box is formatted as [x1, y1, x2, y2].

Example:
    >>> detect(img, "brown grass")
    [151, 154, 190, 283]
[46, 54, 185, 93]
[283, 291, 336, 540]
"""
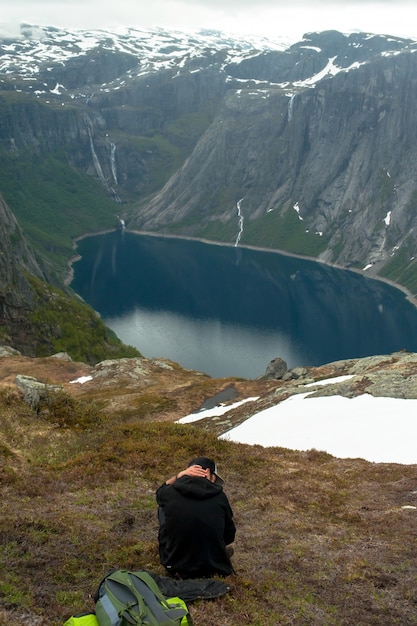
[1, 359, 417, 625]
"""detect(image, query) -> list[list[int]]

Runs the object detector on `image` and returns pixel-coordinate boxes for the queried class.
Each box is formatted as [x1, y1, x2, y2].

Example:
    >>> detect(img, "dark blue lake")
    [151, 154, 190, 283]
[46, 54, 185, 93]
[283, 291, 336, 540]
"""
[71, 230, 417, 378]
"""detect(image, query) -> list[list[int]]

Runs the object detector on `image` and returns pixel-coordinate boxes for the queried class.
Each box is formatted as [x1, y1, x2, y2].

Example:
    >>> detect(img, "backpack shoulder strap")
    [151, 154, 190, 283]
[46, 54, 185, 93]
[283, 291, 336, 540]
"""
[96, 570, 147, 625]
[129, 572, 188, 625]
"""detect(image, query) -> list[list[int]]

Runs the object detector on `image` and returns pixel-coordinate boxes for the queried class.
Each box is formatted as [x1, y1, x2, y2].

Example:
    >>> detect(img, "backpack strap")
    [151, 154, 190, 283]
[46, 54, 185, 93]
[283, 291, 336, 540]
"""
[130, 573, 188, 625]
[103, 577, 147, 624]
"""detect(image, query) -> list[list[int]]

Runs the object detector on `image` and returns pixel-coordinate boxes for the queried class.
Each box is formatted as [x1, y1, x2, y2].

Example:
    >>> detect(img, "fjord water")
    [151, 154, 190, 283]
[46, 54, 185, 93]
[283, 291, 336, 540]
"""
[72, 231, 417, 378]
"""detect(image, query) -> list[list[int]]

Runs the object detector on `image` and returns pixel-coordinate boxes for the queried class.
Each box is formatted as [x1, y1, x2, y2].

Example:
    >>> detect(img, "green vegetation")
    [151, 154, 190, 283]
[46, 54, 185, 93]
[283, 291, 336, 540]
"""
[165, 110, 214, 148]
[376, 168, 396, 205]
[379, 243, 417, 296]
[166, 212, 238, 243]
[0, 151, 119, 274]
[197, 220, 238, 243]
[36, 388, 103, 430]
[378, 193, 417, 296]
[28, 275, 140, 364]
[123, 132, 186, 196]
[123, 109, 214, 205]
[0, 375, 416, 626]
[242, 206, 329, 257]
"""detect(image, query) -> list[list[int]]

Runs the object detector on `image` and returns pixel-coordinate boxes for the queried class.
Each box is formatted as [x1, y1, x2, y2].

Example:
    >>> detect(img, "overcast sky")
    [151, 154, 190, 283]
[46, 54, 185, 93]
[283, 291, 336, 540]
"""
[1, 0, 417, 42]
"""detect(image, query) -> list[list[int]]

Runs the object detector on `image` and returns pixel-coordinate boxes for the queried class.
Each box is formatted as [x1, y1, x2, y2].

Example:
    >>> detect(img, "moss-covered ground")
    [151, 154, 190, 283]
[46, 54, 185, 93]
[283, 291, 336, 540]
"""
[0, 355, 416, 626]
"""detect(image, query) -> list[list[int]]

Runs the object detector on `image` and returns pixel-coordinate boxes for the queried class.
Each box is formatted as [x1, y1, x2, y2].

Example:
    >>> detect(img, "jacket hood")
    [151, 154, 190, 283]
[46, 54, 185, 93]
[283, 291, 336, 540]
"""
[174, 476, 224, 499]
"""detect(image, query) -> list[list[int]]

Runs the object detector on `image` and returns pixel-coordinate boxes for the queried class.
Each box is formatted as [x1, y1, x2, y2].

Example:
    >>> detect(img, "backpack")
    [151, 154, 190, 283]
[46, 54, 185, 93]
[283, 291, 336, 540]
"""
[94, 569, 192, 626]
[63, 614, 99, 625]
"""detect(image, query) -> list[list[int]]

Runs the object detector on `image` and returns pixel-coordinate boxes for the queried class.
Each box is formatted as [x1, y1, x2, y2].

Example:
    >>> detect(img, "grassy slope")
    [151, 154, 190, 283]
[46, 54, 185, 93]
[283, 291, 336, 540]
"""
[0, 151, 119, 277]
[1, 384, 416, 626]
[378, 236, 417, 297]
[0, 95, 144, 361]
[26, 276, 140, 363]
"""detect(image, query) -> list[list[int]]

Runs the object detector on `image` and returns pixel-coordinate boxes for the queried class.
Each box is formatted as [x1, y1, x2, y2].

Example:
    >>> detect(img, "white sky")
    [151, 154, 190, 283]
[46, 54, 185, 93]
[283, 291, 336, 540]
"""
[1, 1, 417, 43]
[179, 376, 417, 465]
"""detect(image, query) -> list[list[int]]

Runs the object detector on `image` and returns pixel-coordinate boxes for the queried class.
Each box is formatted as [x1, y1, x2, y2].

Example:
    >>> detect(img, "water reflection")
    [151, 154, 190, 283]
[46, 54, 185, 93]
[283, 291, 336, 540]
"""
[72, 231, 417, 378]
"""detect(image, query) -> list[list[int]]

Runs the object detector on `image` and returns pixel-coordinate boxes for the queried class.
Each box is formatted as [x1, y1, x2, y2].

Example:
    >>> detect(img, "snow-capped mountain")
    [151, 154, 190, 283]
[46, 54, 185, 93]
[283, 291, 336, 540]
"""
[2, 23, 417, 307]
[0, 24, 290, 96]
[1, 24, 415, 100]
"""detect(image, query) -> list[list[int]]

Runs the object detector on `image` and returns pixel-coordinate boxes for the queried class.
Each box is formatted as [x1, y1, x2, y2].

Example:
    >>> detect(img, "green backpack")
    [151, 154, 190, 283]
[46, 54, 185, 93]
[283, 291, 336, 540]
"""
[94, 570, 192, 626]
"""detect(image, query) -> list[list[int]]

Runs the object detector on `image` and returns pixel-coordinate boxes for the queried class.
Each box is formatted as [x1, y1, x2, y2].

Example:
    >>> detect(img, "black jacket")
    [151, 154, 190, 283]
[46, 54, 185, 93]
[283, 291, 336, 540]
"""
[156, 476, 236, 578]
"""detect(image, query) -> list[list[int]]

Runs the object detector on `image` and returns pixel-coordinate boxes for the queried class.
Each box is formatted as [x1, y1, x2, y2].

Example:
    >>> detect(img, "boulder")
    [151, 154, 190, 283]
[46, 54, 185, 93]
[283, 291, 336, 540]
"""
[15, 374, 63, 410]
[0, 345, 21, 357]
[263, 357, 288, 380]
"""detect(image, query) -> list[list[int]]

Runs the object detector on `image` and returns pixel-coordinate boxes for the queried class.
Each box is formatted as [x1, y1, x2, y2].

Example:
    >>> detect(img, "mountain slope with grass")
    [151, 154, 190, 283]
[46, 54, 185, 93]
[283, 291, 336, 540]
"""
[0, 192, 139, 361]
[1, 349, 416, 625]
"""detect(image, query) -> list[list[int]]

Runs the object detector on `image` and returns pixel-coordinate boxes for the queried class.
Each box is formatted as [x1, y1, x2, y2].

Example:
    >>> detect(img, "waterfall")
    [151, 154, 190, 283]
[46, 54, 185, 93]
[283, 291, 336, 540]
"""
[85, 116, 107, 187]
[234, 197, 245, 247]
[110, 142, 118, 185]
[288, 93, 295, 122]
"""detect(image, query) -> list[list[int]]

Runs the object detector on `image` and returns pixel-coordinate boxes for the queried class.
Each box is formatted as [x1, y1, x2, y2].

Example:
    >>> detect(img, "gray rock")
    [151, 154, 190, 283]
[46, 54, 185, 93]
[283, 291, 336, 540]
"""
[51, 352, 73, 361]
[263, 357, 288, 380]
[15, 374, 63, 410]
[0, 345, 21, 357]
[282, 367, 309, 381]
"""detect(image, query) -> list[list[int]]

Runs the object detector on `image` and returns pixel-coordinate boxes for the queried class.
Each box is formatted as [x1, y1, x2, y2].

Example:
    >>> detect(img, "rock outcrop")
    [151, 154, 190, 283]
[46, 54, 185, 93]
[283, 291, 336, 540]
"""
[0, 194, 46, 348]
[3, 347, 417, 437]
[263, 357, 288, 380]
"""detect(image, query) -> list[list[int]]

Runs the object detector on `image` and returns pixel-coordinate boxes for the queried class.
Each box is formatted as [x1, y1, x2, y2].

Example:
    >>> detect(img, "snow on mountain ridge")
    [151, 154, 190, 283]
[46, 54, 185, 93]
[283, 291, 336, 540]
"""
[2, 24, 417, 102]
[0, 23, 290, 79]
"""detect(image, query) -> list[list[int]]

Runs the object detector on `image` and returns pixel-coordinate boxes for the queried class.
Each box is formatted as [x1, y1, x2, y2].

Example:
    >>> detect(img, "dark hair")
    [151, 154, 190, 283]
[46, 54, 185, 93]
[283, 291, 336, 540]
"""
[188, 457, 224, 484]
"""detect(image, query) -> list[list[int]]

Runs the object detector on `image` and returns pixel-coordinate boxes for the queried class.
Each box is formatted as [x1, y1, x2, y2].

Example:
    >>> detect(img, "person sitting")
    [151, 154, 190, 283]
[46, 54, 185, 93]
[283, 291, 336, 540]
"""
[156, 457, 236, 579]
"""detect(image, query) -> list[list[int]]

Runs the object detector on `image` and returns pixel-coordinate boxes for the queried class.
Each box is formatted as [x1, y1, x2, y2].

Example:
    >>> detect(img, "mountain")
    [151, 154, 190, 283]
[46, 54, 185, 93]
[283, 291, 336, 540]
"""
[0, 188, 139, 360]
[2, 24, 417, 356]
[0, 192, 44, 344]
[130, 29, 417, 289]
[2, 28, 417, 267]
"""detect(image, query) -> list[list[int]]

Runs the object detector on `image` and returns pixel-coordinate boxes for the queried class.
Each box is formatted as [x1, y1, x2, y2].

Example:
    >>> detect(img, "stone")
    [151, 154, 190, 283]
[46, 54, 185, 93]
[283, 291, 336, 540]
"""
[263, 357, 288, 380]
[15, 374, 63, 410]
[50, 352, 73, 361]
[0, 345, 21, 357]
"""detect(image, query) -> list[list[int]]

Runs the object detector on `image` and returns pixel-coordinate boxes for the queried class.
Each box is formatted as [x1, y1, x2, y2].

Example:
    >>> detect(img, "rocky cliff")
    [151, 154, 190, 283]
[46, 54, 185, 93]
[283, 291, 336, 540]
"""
[0, 193, 44, 348]
[2, 25, 417, 354]
[0, 191, 139, 361]
[2, 27, 417, 293]
[133, 32, 417, 290]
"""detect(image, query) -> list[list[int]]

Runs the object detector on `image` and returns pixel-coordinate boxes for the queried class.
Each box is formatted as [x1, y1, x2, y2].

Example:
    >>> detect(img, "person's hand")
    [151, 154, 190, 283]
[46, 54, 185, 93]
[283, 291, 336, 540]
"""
[166, 464, 210, 484]
[178, 465, 209, 479]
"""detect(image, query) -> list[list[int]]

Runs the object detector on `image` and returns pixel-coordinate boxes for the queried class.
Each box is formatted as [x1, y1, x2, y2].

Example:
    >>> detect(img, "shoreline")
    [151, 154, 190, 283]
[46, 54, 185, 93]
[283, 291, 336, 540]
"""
[64, 228, 121, 286]
[127, 228, 417, 310]
[67, 227, 417, 311]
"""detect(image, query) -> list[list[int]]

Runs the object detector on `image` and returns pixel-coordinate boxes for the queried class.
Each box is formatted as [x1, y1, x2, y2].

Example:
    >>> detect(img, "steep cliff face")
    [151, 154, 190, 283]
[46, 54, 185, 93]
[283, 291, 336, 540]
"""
[0, 192, 139, 361]
[2, 26, 417, 300]
[132, 33, 417, 285]
[0, 194, 43, 304]
[0, 193, 44, 348]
